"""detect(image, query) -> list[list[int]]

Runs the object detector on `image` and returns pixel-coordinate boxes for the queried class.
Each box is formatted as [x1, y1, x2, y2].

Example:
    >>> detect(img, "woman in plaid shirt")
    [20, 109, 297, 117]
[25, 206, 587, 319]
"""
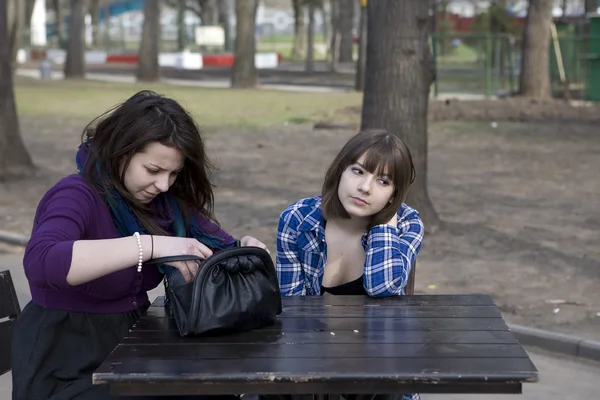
[276, 129, 424, 298]
[275, 129, 424, 400]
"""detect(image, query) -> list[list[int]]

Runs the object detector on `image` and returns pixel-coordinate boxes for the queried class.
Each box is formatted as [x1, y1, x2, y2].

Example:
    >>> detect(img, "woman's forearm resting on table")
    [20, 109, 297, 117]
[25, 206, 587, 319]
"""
[364, 218, 424, 297]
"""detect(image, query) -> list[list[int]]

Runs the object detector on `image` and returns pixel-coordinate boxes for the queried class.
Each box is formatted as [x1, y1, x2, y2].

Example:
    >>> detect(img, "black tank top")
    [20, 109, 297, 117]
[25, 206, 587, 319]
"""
[321, 275, 367, 296]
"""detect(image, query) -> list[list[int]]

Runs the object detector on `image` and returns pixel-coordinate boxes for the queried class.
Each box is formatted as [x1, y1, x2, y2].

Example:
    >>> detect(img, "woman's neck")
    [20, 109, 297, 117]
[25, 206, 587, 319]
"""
[327, 216, 369, 234]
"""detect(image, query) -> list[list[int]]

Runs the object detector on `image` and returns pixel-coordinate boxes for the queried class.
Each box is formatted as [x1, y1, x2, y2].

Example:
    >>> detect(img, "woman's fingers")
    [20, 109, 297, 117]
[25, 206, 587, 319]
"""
[176, 262, 193, 283]
[186, 260, 199, 277]
[153, 236, 214, 260]
[195, 241, 213, 258]
[185, 241, 212, 259]
[176, 260, 201, 283]
[170, 240, 212, 283]
[240, 236, 271, 254]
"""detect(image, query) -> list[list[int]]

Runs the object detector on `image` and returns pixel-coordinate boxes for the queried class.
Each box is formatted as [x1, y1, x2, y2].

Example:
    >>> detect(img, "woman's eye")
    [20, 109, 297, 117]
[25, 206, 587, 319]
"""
[379, 179, 390, 186]
[351, 167, 362, 174]
[146, 168, 160, 174]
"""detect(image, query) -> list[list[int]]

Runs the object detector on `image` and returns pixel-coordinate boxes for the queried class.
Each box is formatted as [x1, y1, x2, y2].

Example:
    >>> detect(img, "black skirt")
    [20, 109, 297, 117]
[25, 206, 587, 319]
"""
[11, 300, 239, 400]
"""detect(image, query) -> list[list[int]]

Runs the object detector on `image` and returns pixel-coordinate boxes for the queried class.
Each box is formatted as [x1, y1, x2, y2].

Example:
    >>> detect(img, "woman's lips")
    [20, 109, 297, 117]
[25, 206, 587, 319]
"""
[351, 196, 368, 206]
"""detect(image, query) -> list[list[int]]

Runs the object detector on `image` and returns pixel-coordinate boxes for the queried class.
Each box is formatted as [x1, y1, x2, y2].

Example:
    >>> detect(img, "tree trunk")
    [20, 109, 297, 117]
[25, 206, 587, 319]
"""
[52, 0, 64, 46]
[338, 0, 354, 62]
[23, 0, 35, 45]
[0, 0, 35, 181]
[585, 0, 597, 14]
[177, 0, 186, 51]
[89, 0, 100, 47]
[305, 2, 315, 73]
[199, 0, 217, 25]
[360, 0, 440, 232]
[354, 2, 367, 91]
[64, 0, 88, 79]
[136, 0, 160, 82]
[291, 0, 305, 59]
[231, 0, 258, 88]
[329, 0, 341, 71]
[217, 0, 232, 51]
[321, 0, 332, 61]
[24, 0, 36, 27]
[7, 0, 22, 68]
[489, 1, 507, 87]
[519, 0, 553, 98]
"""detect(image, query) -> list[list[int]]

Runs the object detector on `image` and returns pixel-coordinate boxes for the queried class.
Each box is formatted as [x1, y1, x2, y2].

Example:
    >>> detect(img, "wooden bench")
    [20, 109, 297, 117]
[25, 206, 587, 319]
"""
[1, 270, 21, 375]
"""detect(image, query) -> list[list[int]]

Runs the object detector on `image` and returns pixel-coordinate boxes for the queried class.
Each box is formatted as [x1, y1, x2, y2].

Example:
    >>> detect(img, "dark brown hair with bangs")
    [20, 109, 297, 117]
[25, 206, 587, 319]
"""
[321, 129, 415, 227]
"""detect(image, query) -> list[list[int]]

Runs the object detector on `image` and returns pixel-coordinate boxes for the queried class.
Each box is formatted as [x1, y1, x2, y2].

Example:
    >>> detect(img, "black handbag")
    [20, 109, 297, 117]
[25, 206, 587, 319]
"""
[147, 246, 282, 337]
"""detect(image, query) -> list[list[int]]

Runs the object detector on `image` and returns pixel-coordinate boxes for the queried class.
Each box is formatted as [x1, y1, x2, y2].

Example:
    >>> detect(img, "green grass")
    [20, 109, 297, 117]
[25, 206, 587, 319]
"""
[437, 43, 480, 65]
[14, 77, 362, 131]
[257, 41, 331, 61]
[258, 34, 325, 44]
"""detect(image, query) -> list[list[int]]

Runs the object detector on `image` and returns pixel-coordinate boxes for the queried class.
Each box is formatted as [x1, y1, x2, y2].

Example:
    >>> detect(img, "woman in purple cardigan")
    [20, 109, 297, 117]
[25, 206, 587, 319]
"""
[11, 90, 268, 400]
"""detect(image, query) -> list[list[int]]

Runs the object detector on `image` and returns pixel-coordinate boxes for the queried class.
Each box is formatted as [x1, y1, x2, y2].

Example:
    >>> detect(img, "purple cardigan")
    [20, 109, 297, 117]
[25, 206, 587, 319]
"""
[23, 174, 235, 314]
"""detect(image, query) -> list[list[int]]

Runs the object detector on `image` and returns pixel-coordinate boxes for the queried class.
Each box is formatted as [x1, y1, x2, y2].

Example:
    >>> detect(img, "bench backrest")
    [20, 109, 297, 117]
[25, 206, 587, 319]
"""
[0, 270, 21, 375]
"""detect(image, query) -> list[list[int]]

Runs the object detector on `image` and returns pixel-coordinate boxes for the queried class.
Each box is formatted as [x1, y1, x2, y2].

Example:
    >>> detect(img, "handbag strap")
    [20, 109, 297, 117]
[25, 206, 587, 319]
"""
[145, 254, 206, 265]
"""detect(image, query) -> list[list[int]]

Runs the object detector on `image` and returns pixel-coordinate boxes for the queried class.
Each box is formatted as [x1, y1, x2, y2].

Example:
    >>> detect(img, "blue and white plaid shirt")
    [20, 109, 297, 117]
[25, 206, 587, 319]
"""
[276, 196, 424, 298]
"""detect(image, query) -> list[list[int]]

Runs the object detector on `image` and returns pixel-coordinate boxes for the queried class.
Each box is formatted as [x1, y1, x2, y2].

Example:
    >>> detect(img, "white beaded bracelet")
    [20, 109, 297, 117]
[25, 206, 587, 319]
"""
[133, 232, 143, 272]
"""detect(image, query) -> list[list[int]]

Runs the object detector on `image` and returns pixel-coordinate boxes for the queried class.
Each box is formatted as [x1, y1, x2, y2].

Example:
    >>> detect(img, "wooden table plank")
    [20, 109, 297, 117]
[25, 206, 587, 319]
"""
[142, 305, 502, 319]
[262, 295, 496, 307]
[133, 316, 509, 332]
[110, 342, 528, 359]
[122, 329, 520, 345]
[278, 306, 501, 318]
[151, 294, 496, 308]
[95, 357, 537, 382]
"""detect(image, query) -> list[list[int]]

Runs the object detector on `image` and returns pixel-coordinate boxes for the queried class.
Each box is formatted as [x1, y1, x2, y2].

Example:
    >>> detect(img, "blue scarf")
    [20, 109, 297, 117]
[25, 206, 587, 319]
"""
[75, 140, 228, 273]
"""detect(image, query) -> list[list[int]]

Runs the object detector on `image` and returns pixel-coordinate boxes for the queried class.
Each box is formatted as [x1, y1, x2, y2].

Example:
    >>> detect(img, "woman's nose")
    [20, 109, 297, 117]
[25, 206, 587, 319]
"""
[154, 174, 170, 192]
[358, 177, 372, 194]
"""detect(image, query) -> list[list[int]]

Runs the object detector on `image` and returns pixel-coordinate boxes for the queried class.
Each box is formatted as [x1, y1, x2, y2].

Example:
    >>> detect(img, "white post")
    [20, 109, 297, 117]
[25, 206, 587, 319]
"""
[85, 14, 92, 46]
[30, 0, 47, 46]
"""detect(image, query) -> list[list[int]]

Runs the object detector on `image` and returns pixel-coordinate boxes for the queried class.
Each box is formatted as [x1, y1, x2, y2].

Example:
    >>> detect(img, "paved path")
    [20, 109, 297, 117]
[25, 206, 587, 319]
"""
[2, 252, 598, 398]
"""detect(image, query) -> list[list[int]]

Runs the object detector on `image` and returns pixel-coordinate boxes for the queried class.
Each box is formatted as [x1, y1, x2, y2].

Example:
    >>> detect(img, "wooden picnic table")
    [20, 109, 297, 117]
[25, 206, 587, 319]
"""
[93, 294, 538, 397]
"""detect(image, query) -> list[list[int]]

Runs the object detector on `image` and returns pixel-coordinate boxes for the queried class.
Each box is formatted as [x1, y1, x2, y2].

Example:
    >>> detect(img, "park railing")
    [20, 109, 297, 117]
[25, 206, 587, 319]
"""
[431, 33, 517, 98]
[431, 33, 600, 101]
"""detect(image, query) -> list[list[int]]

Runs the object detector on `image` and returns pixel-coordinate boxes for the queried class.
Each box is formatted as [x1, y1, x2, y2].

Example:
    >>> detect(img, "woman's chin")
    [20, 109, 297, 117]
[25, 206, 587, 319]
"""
[342, 207, 373, 220]
[136, 195, 153, 204]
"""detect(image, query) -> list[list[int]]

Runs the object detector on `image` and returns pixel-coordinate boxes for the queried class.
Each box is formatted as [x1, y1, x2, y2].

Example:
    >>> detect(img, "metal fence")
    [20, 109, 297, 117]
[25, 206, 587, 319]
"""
[431, 32, 600, 101]
[432, 33, 517, 98]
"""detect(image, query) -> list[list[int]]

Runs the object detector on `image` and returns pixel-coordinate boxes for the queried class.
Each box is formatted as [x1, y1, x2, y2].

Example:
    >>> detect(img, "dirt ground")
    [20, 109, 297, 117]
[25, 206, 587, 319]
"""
[1, 97, 599, 341]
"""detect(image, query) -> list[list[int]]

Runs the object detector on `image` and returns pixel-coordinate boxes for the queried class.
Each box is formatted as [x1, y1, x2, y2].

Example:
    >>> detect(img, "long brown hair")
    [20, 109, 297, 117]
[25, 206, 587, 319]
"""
[80, 90, 217, 235]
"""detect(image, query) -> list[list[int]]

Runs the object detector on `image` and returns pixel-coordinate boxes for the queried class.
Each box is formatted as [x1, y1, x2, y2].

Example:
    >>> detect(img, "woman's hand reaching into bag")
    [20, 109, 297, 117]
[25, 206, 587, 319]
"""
[148, 235, 270, 283]
[151, 236, 213, 282]
[240, 236, 271, 254]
